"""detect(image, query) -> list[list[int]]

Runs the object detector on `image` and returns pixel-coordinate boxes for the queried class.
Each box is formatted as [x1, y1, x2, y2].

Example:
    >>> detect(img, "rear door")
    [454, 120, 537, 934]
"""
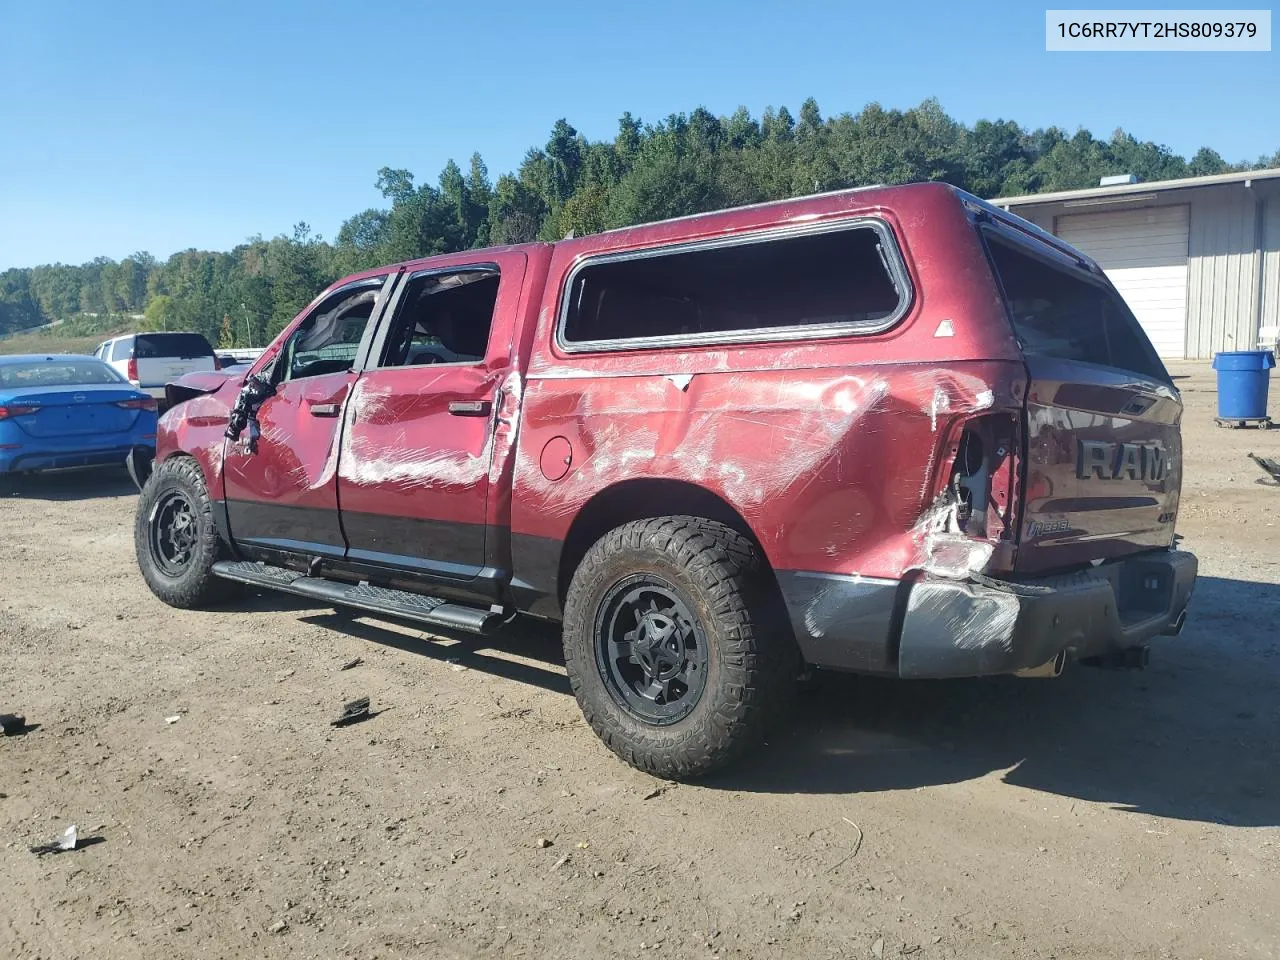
[222, 275, 392, 559]
[337, 254, 525, 582]
[984, 229, 1183, 575]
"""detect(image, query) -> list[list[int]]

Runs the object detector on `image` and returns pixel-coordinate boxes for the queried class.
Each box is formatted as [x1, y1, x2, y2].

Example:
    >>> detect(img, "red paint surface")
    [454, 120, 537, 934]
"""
[539, 436, 572, 482]
[223, 371, 354, 519]
[335, 251, 534, 542]
[154, 181, 1181, 590]
[511, 182, 1027, 579]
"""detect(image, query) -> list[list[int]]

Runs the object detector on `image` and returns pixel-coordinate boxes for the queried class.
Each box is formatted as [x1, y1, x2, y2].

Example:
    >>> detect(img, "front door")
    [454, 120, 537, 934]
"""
[223, 275, 392, 558]
[337, 254, 526, 581]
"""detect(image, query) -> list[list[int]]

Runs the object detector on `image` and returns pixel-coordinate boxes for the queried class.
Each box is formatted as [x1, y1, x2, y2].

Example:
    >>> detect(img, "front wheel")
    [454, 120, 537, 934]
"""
[134, 456, 238, 608]
[562, 517, 797, 780]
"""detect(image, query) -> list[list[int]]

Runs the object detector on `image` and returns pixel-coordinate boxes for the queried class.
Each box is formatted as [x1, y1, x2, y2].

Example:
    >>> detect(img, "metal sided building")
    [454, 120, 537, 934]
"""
[991, 168, 1280, 360]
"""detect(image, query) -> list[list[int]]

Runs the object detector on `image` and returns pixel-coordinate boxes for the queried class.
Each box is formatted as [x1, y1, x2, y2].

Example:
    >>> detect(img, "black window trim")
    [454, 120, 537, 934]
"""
[553, 217, 914, 355]
[367, 262, 502, 371]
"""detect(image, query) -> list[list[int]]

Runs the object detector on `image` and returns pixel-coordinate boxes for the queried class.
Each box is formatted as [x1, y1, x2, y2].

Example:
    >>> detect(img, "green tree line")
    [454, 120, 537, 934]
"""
[3, 97, 1276, 347]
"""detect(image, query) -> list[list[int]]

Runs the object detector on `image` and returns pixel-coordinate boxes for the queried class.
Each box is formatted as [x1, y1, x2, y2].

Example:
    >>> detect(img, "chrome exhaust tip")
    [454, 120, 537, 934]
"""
[1015, 649, 1066, 678]
[1080, 644, 1151, 671]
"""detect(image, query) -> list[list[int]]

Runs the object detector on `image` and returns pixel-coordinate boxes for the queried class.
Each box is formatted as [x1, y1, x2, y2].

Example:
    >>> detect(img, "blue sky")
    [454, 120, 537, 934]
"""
[0, 0, 1275, 270]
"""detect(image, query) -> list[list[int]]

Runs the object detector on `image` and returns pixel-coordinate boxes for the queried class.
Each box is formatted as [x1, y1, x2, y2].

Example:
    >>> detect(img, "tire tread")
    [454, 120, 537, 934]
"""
[134, 456, 237, 609]
[562, 516, 797, 780]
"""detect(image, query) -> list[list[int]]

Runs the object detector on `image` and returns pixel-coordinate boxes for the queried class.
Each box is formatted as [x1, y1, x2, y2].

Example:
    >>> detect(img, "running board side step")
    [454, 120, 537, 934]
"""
[211, 560, 506, 635]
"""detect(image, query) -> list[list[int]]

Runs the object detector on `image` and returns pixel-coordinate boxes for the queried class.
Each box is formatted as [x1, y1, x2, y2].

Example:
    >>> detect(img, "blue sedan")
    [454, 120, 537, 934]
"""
[0, 354, 158, 476]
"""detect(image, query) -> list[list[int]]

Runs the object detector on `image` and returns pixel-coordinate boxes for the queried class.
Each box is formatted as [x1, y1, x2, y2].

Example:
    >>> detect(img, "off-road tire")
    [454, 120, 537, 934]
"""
[562, 517, 798, 780]
[135, 455, 238, 609]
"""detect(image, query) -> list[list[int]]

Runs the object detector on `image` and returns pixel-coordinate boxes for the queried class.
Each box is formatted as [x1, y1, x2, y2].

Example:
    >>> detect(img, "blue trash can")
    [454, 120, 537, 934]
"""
[1212, 350, 1276, 422]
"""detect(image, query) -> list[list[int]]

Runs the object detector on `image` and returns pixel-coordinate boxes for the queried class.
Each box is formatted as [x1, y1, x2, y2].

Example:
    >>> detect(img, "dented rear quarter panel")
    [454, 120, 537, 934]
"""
[513, 184, 1027, 593]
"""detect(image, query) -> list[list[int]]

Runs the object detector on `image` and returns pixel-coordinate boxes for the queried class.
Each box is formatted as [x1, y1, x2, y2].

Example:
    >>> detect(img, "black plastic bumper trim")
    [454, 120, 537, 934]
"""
[776, 570, 901, 674]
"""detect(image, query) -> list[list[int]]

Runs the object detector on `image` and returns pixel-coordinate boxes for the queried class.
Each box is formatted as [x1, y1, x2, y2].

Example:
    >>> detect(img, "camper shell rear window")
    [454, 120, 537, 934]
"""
[984, 232, 1170, 383]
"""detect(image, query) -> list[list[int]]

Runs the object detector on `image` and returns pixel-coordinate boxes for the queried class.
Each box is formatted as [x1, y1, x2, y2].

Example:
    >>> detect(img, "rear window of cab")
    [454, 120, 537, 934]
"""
[134, 333, 215, 359]
[0, 359, 126, 387]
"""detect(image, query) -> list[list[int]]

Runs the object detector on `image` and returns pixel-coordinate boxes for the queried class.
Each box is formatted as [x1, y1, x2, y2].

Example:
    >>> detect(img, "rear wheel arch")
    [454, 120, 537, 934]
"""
[556, 478, 775, 611]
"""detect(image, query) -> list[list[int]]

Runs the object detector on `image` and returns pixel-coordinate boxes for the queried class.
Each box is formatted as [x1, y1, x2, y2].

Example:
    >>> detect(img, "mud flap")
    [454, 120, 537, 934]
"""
[125, 446, 154, 492]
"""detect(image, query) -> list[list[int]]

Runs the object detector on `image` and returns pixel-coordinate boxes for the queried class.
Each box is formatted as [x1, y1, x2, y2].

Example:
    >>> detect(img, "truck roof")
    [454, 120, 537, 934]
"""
[330, 180, 1096, 293]
[377, 181, 953, 279]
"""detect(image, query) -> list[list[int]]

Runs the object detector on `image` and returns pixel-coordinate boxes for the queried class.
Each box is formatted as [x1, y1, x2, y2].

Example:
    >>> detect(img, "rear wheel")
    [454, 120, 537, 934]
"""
[562, 517, 797, 780]
[135, 456, 237, 608]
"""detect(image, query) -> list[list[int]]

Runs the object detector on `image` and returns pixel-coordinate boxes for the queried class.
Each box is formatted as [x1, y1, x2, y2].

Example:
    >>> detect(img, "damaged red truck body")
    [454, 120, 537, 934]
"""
[133, 182, 1197, 778]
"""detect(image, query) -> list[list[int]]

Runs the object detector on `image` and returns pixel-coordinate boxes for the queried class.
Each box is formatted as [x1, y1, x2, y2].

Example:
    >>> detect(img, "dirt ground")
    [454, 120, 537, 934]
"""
[2, 362, 1278, 960]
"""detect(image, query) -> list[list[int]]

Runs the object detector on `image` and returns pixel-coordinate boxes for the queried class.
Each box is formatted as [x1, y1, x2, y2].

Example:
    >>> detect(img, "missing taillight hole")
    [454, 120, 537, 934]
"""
[948, 428, 989, 537]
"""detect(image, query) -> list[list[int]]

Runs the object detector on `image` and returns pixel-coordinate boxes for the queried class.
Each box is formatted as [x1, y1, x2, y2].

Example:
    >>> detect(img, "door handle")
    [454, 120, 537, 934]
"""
[309, 402, 341, 417]
[448, 400, 491, 416]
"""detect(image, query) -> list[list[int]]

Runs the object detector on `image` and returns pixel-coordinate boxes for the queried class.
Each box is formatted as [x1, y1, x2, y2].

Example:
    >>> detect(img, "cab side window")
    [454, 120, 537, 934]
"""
[378, 269, 499, 368]
[278, 280, 386, 383]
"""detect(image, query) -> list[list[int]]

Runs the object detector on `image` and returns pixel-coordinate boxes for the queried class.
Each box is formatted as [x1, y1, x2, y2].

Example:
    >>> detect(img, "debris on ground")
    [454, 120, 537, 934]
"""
[268, 919, 288, 934]
[642, 787, 665, 801]
[1, 713, 27, 736]
[30, 824, 79, 856]
[165, 714, 182, 725]
[871, 936, 885, 958]
[551, 855, 570, 871]
[340, 657, 363, 671]
[535, 837, 552, 848]
[827, 818, 865, 874]
[1248, 452, 1280, 485]
[331, 697, 372, 727]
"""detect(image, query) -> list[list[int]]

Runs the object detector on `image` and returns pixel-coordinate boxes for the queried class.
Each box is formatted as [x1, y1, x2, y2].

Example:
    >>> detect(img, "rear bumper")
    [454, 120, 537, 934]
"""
[780, 550, 1198, 679]
[0, 442, 154, 475]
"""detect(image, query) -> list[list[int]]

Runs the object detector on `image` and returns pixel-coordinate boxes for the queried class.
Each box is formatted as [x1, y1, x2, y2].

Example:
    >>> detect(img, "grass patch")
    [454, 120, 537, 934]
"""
[0, 325, 132, 357]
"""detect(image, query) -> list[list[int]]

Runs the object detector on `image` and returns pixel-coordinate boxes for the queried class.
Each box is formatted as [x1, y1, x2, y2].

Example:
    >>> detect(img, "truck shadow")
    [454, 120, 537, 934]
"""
[301, 611, 572, 696]
[297, 575, 1277, 827]
[712, 574, 1280, 827]
[2, 467, 139, 501]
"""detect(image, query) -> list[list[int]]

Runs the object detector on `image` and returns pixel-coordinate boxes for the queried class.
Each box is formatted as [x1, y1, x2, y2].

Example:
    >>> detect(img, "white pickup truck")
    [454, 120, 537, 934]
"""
[93, 332, 220, 407]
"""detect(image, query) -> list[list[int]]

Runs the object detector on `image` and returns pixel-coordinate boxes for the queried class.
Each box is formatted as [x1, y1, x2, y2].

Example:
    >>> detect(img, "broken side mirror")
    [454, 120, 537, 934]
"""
[225, 372, 277, 453]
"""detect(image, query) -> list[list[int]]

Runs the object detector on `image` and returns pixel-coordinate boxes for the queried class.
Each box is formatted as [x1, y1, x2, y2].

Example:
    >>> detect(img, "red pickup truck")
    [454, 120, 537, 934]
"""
[131, 182, 1196, 778]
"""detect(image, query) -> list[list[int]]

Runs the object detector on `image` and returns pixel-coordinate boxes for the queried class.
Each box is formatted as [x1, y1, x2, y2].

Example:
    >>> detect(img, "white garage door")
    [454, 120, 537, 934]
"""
[1056, 205, 1189, 359]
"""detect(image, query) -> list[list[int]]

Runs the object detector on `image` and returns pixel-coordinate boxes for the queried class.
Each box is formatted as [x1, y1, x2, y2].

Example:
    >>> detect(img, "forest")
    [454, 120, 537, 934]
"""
[3, 97, 1276, 348]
